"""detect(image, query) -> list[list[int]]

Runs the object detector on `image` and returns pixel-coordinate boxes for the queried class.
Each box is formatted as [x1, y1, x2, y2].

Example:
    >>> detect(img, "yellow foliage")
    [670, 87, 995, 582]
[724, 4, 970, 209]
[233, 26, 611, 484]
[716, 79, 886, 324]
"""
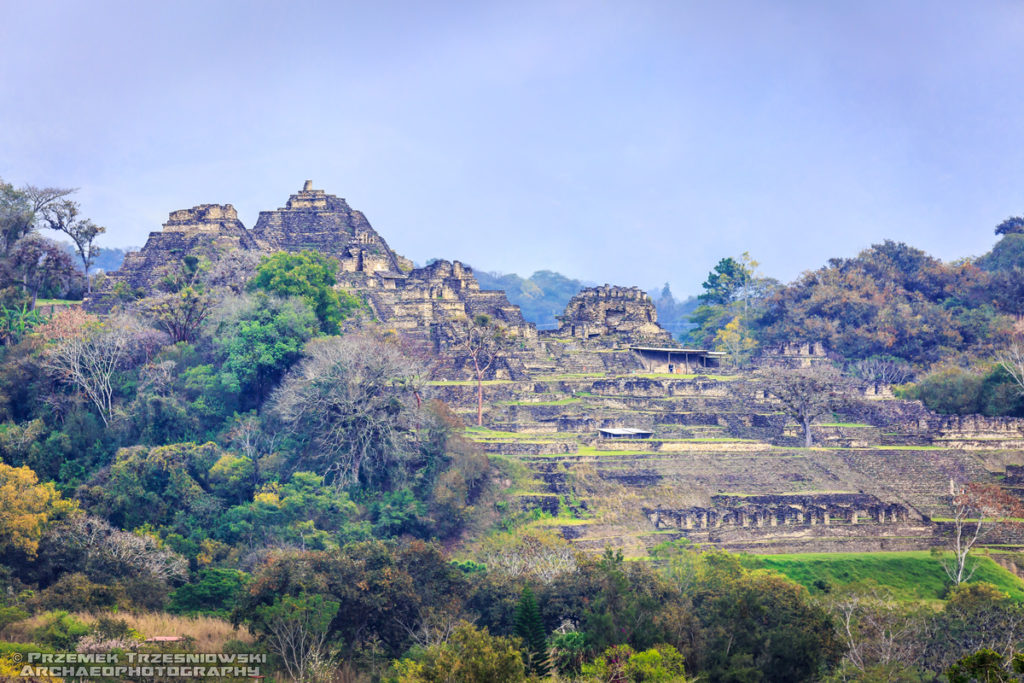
[713, 315, 758, 364]
[0, 463, 78, 558]
[253, 487, 281, 507]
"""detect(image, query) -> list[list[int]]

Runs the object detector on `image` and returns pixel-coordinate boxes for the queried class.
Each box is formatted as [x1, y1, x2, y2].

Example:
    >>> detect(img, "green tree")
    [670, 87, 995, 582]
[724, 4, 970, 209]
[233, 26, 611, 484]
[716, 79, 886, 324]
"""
[168, 568, 249, 617]
[946, 648, 1014, 683]
[688, 253, 775, 352]
[85, 441, 223, 532]
[0, 463, 78, 558]
[698, 256, 749, 306]
[37, 196, 105, 292]
[580, 644, 688, 682]
[979, 233, 1024, 273]
[756, 240, 996, 367]
[390, 622, 526, 683]
[234, 541, 468, 661]
[514, 586, 549, 676]
[204, 453, 254, 504]
[8, 235, 80, 307]
[995, 216, 1024, 236]
[0, 181, 82, 306]
[922, 583, 1024, 674]
[687, 553, 842, 682]
[249, 251, 364, 333]
[209, 293, 319, 404]
[0, 180, 35, 256]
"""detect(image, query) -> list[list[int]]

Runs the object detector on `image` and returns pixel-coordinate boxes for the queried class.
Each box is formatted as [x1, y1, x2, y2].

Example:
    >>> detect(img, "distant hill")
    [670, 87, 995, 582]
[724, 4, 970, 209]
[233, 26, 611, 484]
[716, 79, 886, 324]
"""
[93, 246, 132, 273]
[473, 269, 592, 329]
[56, 244, 132, 274]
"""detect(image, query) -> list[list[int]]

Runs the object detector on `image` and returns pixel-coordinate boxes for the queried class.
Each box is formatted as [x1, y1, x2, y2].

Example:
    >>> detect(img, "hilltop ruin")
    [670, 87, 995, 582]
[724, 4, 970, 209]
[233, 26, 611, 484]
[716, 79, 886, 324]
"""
[89, 182, 1024, 557]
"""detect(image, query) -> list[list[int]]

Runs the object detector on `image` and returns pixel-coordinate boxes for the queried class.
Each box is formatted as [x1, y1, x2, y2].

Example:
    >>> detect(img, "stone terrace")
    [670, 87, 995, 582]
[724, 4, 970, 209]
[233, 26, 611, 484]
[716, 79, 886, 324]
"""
[434, 373, 1024, 556]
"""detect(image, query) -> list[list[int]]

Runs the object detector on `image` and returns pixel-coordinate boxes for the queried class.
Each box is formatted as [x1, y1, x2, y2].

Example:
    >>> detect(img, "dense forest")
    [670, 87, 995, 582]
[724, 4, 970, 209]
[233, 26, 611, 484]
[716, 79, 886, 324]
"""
[1, 177, 1024, 682]
[684, 235, 1024, 417]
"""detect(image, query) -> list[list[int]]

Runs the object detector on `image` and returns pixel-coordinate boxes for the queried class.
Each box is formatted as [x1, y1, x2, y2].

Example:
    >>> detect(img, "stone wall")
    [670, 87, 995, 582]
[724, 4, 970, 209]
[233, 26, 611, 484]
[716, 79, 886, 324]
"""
[646, 493, 914, 532]
[758, 341, 830, 368]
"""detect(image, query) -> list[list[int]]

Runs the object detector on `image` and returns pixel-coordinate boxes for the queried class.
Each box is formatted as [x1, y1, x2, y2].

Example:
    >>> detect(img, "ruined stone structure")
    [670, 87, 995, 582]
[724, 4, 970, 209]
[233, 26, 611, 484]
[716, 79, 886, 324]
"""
[646, 494, 913, 534]
[250, 180, 401, 273]
[758, 341, 830, 368]
[95, 204, 258, 297]
[87, 183, 536, 365]
[346, 259, 534, 339]
[629, 346, 725, 373]
[551, 285, 672, 344]
[83, 181, 1024, 556]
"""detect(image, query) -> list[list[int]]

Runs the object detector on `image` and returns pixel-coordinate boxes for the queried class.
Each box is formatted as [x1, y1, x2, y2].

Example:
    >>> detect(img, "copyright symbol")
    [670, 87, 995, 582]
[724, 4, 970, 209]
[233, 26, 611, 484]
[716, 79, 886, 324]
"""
[12, 653, 21, 662]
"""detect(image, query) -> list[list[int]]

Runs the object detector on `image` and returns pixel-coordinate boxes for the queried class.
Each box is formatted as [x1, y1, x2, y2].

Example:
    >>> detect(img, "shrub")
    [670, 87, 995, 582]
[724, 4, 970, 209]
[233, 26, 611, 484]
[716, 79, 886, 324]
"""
[31, 611, 90, 649]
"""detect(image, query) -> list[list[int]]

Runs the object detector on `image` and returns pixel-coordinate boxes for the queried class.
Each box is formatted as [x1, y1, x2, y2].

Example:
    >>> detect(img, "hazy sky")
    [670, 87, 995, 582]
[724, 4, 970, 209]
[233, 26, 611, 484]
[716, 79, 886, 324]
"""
[2, 1, 1022, 295]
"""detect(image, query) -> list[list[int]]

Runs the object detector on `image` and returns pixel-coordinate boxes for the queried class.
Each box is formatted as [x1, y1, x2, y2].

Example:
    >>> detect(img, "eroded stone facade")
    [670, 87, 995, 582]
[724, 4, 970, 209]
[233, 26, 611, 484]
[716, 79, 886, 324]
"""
[87, 183, 537, 371]
[92, 203, 258, 300]
[553, 285, 673, 344]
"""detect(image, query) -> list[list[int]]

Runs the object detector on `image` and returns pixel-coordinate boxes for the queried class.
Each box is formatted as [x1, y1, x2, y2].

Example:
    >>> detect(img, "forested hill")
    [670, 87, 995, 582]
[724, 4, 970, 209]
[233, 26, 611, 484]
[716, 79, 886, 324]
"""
[472, 269, 589, 329]
[684, 223, 1024, 416]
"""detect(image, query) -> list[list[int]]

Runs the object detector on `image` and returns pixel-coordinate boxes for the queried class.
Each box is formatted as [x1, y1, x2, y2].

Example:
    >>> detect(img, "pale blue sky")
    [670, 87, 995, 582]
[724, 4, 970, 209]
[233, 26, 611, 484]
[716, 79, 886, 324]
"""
[2, 1, 1022, 295]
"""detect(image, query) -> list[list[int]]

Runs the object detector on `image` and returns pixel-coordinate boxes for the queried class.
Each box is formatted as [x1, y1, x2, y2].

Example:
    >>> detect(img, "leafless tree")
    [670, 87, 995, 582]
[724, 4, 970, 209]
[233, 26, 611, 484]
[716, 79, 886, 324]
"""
[59, 514, 187, 583]
[443, 314, 505, 426]
[826, 587, 927, 681]
[942, 482, 1023, 586]
[259, 595, 335, 682]
[854, 356, 914, 385]
[270, 333, 427, 486]
[225, 412, 277, 463]
[398, 601, 465, 649]
[205, 249, 261, 294]
[41, 311, 152, 426]
[480, 530, 579, 583]
[997, 338, 1024, 396]
[144, 287, 216, 343]
[748, 364, 854, 447]
[22, 184, 76, 216]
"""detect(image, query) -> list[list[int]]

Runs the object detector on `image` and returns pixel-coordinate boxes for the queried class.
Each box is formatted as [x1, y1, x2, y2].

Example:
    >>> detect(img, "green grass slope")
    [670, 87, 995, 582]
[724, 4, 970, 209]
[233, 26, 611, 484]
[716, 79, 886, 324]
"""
[750, 551, 1024, 601]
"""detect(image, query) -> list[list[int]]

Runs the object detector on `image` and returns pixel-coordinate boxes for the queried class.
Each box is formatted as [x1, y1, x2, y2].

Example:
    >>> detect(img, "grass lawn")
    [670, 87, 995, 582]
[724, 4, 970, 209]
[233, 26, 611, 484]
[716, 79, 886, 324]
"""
[427, 379, 513, 386]
[500, 397, 583, 406]
[33, 298, 80, 306]
[749, 551, 1024, 601]
[817, 422, 871, 428]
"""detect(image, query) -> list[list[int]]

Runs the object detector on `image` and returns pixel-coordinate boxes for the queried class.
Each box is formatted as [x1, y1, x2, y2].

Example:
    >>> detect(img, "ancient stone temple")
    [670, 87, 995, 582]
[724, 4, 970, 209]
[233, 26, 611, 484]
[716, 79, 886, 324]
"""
[92, 204, 258, 298]
[86, 182, 537, 361]
[250, 180, 402, 273]
[553, 285, 673, 344]
[350, 258, 533, 339]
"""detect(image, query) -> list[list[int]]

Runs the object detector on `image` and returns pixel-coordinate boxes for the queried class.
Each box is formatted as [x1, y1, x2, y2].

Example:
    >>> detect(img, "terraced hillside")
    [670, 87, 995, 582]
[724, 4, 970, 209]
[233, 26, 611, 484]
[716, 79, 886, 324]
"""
[431, 371, 1024, 557]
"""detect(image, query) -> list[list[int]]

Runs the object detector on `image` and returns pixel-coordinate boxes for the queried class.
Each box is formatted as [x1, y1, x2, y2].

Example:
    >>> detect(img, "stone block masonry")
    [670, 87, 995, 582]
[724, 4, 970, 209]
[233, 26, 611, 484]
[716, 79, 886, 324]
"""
[551, 285, 673, 344]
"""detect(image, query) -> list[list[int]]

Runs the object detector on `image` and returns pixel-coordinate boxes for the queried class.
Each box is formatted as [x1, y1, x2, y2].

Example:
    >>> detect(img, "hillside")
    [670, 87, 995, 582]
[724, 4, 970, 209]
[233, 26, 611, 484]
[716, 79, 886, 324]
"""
[1, 181, 1023, 681]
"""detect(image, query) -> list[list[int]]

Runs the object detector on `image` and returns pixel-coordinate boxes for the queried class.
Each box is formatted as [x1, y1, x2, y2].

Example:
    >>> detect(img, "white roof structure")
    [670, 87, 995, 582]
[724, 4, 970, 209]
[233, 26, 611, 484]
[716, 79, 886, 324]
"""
[599, 427, 653, 437]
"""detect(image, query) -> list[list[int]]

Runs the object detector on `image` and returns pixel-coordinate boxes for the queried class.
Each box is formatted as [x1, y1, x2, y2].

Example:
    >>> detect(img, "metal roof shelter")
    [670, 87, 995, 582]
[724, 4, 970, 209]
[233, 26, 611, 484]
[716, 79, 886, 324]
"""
[599, 427, 654, 439]
[629, 346, 726, 373]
